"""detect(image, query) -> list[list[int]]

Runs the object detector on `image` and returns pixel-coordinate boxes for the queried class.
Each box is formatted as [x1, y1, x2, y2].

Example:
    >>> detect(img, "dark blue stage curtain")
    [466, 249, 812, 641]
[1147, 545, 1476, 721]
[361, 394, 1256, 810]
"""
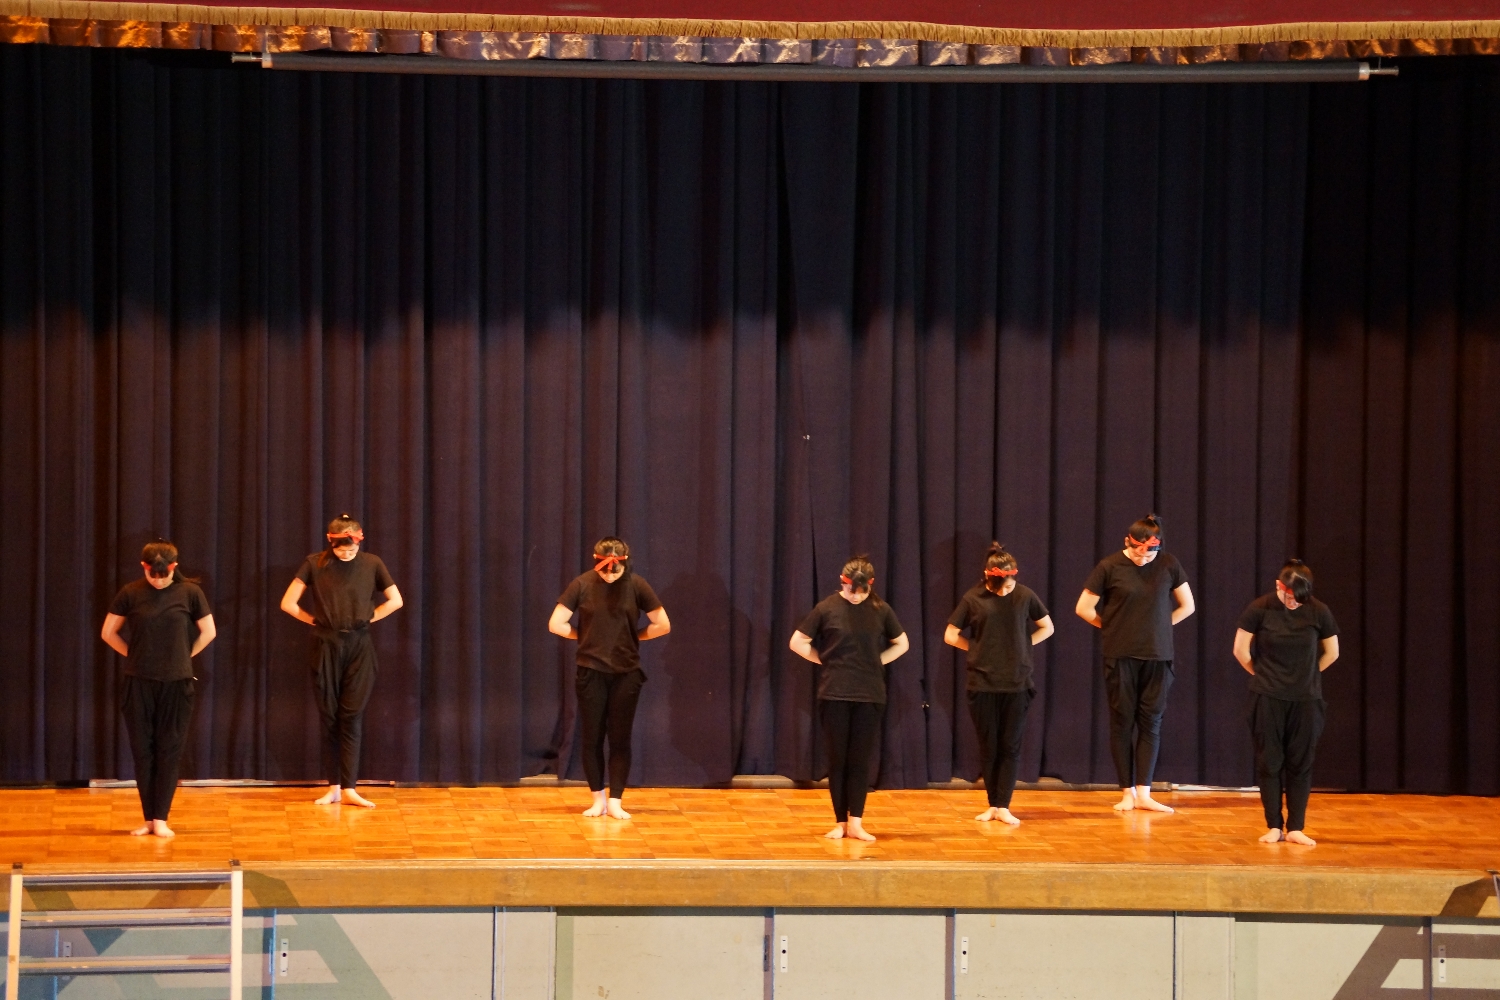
[1, 49, 1497, 794]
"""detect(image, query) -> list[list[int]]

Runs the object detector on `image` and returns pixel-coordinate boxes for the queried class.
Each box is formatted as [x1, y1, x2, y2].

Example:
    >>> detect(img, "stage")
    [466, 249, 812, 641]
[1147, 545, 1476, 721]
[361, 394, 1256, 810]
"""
[5, 785, 1497, 917]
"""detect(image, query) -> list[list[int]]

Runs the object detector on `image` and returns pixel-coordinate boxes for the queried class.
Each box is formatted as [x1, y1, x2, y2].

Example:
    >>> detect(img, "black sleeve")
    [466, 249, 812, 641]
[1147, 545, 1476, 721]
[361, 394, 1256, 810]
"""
[557, 575, 584, 610]
[946, 595, 972, 630]
[293, 556, 316, 585]
[632, 577, 663, 613]
[1235, 600, 1265, 634]
[796, 603, 824, 639]
[1082, 560, 1110, 596]
[108, 586, 134, 618]
[188, 583, 212, 619]
[1027, 590, 1050, 621]
[372, 556, 396, 592]
[1317, 603, 1340, 639]
[881, 602, 905, 641]
[1169, 556, 1189, 589]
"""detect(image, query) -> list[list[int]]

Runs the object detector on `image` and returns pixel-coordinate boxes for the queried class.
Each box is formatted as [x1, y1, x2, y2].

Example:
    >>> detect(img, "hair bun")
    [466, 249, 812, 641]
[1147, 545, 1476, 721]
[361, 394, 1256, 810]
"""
[1146, 513, 1163, 527]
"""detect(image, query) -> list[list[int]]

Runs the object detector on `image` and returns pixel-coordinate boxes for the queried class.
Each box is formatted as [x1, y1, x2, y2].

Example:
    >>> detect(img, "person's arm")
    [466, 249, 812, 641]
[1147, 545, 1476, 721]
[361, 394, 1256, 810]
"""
[943, 624, 970, 651]
[101, 613, 129, 657]
[191, 614, 217, 657]
[1233, 628, 1254, 674]
[880, 632, 910, 665]
[549, 603, 579, 640]
[371, 585, 403, 622]
[1318, 635, 1340, 671]
[1075, 590, 1102, 628]
[1171, 582, 1195, 625]
[1030, 615, 1055, 645]
[280, 579, 316, 625]
[789, 630, 820, 664]
[638, 606, 671, 641]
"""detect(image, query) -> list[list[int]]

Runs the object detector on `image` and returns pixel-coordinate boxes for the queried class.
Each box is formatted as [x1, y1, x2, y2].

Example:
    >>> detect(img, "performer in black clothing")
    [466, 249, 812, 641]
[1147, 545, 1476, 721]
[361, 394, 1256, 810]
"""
[945, 543, 1054, 826]
[280, 514, 404, 808]
[1234, 559, 1340, 846]
[101, 540, 217, 838]
[1075, 514, 1195, 813]
[790, 556, 910, 842]
[549, 537, 671, 820]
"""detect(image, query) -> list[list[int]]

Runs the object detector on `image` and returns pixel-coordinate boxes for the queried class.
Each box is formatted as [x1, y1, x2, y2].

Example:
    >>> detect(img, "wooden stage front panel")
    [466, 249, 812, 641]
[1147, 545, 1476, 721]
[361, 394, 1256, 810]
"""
[3, 786, 1497, 917]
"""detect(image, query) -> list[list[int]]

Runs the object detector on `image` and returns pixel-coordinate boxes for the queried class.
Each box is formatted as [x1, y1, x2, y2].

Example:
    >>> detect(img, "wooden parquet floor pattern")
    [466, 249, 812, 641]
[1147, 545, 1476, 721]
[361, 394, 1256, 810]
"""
[3, 785, 1497, 872]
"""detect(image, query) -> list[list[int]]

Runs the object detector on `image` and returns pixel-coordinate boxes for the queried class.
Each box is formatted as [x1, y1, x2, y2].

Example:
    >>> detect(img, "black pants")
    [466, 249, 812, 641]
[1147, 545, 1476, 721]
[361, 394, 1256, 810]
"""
[313, 628, 379, 789]
[1251, 695, 1325, 831]
[820, 699, 883, 822]
[576, 667, 646, 798]
[121, 675, 195, 822]
[968, 689, 1033, 809]
[1103, 657, 1174, 788]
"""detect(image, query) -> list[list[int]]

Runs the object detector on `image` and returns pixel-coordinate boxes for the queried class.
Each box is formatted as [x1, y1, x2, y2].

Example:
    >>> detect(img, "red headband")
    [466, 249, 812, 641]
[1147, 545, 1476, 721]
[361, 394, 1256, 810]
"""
[328, 530, 364, 546]
[594, 553, 625, 573]
[1125, 535, 1161, 551]
[984, 566, 1019, 577]
[840, 574, 873, 586]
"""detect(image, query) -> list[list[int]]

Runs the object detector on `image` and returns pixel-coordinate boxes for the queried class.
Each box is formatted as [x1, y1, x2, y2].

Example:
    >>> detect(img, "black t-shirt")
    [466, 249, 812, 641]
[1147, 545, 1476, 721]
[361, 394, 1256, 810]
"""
[293, 551, 397, 631]
[797, 594, 905, 704]
[558, 572, 663, 674]
[947, 584, 1050, 693]
[1237, 593, 1340, 701]
[1082, 550, 1189, 660]
[108, 577, 212, 681]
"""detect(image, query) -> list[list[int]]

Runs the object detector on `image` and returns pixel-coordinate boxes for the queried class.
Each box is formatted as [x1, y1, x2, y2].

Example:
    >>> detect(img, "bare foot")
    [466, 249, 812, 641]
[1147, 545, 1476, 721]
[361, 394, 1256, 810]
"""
[341, 788, 377, 809]
[975, 807, 1000, 822]
[996, 808, 1021, 827]
[824, 824, 846, 840]
[1258, 828, 1284, 844]
[845, 817, 877, 842]
[605, 798, 631, 820]
[1285, 830, 1316, 846]
[582, 791, 607, 817]
[1134, 787, 1174, 813]
[152, 820, 175, 839]
[130, 824, 152, 836]
[1113, 789, 1136, 812]
[315, 787, 341, 805]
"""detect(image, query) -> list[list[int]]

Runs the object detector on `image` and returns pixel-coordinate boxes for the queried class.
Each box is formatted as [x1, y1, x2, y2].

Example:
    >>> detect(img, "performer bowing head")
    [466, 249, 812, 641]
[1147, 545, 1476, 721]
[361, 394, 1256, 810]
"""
[1233, 559, 1339, 846]
[790, 556, 910, 843]
[549, 537, 671, 821]
[279, 514, 404, 808]
[101, 540, 217, 838]
[1075, 514, 1194, 814]
[944, 543, 1054, 826]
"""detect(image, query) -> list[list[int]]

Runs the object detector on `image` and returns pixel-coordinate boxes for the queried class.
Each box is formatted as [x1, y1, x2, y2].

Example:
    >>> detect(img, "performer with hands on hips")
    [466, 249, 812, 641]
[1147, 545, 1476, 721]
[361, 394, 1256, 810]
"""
[280, 514, 403, 808]
[101, 540, 216, 838]
[945, 542, 1054, 826]
[1075, 514, 1194, 814]
[549, 537, 671, 821]
[790, 556, 910, 842]
[1233, 559, 1339, 846]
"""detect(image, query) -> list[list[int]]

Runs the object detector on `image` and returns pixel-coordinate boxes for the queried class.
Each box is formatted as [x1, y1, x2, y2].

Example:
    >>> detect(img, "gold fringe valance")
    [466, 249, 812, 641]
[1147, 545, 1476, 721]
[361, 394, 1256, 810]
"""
[2, 0, 1499, 46]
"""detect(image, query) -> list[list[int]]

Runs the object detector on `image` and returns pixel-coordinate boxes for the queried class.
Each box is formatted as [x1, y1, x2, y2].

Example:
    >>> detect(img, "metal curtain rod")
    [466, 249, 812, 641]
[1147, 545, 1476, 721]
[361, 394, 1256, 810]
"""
[235, 52, 1398, 83]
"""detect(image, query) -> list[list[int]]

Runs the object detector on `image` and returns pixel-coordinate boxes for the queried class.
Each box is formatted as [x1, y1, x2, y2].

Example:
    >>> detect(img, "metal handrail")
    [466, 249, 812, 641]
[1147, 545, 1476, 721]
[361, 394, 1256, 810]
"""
[5, 862, 243, 1000]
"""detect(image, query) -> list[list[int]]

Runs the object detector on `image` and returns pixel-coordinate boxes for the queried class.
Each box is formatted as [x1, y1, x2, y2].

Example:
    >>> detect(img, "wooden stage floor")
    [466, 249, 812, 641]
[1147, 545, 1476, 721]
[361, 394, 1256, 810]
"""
[5, 785, 1499, 917]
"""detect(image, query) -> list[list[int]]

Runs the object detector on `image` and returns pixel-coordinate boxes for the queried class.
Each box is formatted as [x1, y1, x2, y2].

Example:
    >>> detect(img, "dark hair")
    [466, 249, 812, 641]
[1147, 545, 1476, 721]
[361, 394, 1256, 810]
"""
[1279, 559, 1314, 603]
[593, 537, 632, 579]
[982, 542, 1018, 593]
[319, 513, 364, 567]
[839, 555, 883, 605]
[327, 513, 362, 537]
[141, 539, 194, 584]
[1127, 513, 1164, 544]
